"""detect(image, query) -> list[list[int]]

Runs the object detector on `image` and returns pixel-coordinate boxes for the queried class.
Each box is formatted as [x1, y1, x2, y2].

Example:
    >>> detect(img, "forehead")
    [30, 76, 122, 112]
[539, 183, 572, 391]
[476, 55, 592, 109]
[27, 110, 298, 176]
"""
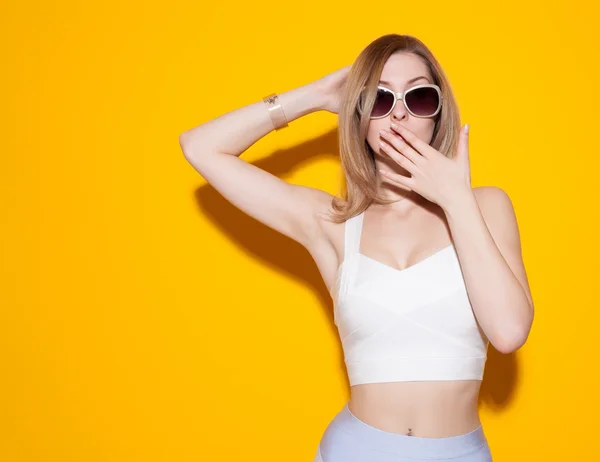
[379, 53, 431, 87]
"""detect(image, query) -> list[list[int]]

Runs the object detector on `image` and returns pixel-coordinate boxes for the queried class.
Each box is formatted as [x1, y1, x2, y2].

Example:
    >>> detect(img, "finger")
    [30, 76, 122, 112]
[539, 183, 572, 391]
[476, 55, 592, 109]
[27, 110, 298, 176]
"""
[378, 168, 416, 189]
[382, 130, 424, 167]
[379, 140, 418, 175]
[456, 124, 470, 163]
[390, 124, 436, 158]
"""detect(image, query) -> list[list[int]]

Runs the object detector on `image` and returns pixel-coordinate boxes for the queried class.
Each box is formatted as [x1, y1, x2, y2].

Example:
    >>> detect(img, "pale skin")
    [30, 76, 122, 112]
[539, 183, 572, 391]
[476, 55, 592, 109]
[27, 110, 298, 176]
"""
[180, 52, 534, 438]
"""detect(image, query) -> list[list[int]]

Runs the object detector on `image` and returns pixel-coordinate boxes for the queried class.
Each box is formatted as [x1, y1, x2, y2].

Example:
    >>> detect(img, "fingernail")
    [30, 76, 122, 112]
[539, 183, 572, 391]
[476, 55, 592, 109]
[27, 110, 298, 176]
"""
[465, 124, 470, 134]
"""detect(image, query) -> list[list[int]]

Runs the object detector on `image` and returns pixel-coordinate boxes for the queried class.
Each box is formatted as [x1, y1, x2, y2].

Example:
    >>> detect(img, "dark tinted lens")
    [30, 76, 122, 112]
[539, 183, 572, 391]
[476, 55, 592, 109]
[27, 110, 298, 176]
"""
[405, 87, 439, 116]
[372, 88, 395, 117]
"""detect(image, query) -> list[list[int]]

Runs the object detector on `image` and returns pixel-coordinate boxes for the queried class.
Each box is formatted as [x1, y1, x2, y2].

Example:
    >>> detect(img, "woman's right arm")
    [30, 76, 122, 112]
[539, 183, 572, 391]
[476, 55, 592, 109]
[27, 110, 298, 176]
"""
[179, 82, 334, 250]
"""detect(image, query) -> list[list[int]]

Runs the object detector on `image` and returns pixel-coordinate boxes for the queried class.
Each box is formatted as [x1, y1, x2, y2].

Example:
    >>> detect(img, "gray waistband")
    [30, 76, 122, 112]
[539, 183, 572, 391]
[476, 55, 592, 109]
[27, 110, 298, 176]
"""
[333, 403, 488, 458]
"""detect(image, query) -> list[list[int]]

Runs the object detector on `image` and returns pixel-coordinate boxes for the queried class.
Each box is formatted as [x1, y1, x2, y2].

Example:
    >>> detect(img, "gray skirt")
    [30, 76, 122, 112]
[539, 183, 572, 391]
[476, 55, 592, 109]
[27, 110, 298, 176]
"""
[314, 403, 492, 462]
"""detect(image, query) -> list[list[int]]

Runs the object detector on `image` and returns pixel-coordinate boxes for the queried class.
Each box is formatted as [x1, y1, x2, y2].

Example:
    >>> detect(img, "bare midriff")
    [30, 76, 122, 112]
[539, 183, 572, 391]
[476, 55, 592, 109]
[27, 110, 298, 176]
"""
[348, 380, 482, 438]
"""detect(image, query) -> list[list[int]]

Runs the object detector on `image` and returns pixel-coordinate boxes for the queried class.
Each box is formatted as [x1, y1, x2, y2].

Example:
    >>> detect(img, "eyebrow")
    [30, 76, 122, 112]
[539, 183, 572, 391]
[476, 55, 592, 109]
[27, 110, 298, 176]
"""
[378, 75, 431, 87]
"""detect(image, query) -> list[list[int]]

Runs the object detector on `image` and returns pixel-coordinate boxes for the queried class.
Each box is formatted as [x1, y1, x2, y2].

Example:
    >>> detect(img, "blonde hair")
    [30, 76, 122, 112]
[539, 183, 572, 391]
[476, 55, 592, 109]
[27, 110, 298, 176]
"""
[328, 34, 463, 223]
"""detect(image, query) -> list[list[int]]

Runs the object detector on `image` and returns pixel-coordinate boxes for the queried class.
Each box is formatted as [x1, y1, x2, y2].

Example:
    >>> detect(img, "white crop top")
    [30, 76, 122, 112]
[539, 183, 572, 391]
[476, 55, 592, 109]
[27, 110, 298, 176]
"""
[330, 210, 488, 386]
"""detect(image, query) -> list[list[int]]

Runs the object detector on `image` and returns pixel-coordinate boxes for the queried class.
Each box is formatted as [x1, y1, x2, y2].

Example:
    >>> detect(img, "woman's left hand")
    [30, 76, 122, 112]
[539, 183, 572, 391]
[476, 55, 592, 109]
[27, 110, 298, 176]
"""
[378, 123, 473, 211]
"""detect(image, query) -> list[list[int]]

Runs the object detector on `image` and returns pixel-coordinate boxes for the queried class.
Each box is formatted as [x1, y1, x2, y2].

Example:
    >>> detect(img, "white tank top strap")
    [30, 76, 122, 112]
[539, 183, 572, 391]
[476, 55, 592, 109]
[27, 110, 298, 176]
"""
[338, 211, 365, 300]
[344, 210, 365, 258]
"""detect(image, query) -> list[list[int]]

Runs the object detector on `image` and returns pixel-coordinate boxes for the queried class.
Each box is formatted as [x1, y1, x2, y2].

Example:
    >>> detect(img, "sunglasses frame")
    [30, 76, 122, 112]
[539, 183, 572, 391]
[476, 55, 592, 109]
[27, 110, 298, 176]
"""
[358, 83, 443, 119]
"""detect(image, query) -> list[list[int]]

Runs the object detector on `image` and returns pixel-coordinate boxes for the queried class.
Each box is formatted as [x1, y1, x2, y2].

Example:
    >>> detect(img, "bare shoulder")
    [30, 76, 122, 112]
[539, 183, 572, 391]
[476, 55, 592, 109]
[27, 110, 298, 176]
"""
[472, 185, 510, 200]
[472, 185, 515, 218]
[472, 185, 523, 249]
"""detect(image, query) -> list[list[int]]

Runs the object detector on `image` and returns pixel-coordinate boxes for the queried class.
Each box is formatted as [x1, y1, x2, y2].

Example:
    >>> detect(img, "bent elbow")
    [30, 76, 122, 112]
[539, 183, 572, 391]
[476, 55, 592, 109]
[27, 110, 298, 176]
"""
[493, 327, 531, 354]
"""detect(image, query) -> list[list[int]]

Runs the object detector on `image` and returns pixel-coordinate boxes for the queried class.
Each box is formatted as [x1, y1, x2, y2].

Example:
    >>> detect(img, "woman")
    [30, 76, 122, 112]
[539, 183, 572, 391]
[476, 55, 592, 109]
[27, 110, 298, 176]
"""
[179, 34, 534, 461]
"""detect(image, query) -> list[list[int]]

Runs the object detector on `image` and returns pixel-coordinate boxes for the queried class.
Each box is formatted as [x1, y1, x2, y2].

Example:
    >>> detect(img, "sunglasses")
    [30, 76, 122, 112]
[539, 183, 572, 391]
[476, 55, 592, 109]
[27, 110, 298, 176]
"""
[357, 84, 443, 119]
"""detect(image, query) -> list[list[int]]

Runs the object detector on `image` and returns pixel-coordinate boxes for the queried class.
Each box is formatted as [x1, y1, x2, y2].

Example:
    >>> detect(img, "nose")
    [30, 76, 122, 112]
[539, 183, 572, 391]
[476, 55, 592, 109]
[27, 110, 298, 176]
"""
[390, 98, 409, 123]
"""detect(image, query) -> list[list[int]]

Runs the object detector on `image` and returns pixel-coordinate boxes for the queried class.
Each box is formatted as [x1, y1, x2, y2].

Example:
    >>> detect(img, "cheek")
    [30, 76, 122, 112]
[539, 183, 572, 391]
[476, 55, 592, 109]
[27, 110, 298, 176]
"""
[366, 133, 382, 154]
[411, 121, 436, 145]
[366, 123, 386, 149]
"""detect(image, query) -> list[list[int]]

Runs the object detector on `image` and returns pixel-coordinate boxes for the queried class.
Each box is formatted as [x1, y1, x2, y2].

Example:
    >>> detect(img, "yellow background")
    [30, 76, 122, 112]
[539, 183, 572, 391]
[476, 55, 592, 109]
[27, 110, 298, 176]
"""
[1, 0, 598, 460]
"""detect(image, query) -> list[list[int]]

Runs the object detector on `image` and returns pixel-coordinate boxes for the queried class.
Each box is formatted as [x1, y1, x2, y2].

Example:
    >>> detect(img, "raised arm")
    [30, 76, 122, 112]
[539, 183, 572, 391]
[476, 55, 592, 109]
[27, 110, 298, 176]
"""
[179, 81, 334, 250]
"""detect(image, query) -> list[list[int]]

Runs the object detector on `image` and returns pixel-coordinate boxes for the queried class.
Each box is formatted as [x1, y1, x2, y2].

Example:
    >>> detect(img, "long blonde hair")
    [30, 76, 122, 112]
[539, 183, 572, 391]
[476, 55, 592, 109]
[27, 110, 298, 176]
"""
[328, 34, 463, 223]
